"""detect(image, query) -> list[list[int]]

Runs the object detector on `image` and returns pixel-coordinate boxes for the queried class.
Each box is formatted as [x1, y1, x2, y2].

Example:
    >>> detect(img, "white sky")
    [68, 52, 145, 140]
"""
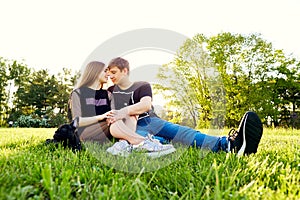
[0, 0, 299, 74]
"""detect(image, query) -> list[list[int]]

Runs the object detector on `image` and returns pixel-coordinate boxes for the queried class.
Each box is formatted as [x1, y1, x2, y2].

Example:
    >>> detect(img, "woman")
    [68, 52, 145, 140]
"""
[70, 61, 175, 156]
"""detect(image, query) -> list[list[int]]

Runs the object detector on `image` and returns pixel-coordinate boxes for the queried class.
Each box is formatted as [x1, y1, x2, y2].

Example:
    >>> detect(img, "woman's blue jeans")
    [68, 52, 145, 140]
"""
[136, 117, 228, 152]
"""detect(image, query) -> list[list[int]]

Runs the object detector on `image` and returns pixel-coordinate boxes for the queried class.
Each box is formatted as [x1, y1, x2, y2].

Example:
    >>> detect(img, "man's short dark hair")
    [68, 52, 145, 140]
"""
[108, 57, 130, 74]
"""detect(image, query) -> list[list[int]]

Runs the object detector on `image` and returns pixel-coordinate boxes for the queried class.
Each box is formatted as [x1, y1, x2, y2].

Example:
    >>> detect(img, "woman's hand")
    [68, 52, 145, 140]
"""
[97, 110, 114, 121]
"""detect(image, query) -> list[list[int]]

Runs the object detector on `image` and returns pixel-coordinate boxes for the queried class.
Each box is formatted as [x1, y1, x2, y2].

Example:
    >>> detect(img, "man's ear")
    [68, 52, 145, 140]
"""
[122, 68, 129, 75]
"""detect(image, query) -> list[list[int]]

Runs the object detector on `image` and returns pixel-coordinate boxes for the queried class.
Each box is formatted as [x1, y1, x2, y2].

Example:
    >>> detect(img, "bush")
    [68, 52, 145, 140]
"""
[15, 115, 41, 127]
[14, 112, 68, 128]
[47, 113, 68, 127]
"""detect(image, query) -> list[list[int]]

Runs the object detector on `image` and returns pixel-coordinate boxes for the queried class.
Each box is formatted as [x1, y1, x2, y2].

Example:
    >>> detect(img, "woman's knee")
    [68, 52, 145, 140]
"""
[109, 123, 119, 137]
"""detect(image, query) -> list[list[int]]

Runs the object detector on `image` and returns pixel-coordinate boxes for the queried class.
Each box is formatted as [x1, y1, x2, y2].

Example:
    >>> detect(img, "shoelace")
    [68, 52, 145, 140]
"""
[120, 140, 133, 152]
[228, 128, 238, 141]
[133, 134, 162, 149]
[146, 134, 161, 145]
[115, 140, 133, 151]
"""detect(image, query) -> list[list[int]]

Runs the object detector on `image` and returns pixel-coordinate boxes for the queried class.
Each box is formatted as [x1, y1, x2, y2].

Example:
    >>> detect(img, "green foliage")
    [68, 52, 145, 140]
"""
[14, 115, 42, 128]
[0, 128, 299, 199]
[154, 34, 225, 129]
[47, 113, 68, 128]
[0, 57, 79, 127]
[2, 32, 300, 129]
[155, 32, 300, 128]
[0, 57, 9, 126]
[13, 112, 68, 128]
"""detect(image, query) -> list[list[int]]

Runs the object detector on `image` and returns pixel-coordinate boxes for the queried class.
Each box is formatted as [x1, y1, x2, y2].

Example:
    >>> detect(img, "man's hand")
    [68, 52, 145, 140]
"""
[107, 108, 129, 124]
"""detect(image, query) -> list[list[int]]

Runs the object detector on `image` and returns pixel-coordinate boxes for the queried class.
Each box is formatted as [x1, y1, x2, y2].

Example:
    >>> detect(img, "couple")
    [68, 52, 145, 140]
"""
[71, 57, 263, 157]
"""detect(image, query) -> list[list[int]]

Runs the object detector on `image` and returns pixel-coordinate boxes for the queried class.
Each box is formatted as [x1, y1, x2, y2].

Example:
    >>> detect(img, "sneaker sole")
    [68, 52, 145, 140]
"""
[108, 145, 176, 158]
[145, 146, 176, 158]
[106, 148, 131, 157]
[238, 111, 263, 156]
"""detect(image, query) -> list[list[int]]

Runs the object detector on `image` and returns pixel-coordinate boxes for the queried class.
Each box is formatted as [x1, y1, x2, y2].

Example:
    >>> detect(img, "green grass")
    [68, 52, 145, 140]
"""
[0, 128, 299, 200]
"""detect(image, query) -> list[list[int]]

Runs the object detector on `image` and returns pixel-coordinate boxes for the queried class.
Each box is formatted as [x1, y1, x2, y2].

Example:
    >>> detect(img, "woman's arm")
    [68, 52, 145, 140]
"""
[71, 90, 112, 127]
[78, 112, 112, 127]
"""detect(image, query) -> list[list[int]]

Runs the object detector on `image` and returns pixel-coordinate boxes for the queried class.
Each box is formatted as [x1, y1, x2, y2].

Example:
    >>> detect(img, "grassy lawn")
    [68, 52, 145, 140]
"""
[0, 128, 299, 199]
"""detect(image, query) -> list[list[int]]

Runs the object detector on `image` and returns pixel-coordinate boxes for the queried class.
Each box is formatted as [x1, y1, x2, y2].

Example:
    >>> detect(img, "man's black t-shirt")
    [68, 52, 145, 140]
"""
[108, 81, 153, 118]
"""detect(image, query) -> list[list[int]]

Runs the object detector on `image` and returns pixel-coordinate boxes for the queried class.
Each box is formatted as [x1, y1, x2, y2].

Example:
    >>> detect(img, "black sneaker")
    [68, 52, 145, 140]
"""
[228, 111, 263, 155]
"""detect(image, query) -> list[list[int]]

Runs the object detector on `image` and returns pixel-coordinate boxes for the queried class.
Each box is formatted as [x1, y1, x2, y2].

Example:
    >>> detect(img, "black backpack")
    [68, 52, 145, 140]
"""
[45, 117, 82, 151]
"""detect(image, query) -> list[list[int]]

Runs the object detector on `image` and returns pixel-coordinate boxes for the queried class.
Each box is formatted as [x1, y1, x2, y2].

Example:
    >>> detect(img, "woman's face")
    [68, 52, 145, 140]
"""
[98, 68, 108, 83]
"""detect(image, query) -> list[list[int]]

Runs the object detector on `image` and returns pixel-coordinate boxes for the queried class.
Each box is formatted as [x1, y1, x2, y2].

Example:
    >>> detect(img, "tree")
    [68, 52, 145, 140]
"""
[265, 52, 300, 127]
[55, 68, 80, 114]
[0, 56, 79, 127]
[0, 58, 32, 126]
[156, 32, 300, 128]
[8, 60, 32, 113]
[0, 57, 9, 126]
[154, 34, 226, 128]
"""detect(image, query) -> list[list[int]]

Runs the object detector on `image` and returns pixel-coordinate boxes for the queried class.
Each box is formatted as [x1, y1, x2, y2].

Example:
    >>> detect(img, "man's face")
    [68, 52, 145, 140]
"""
[108, 66, 127, 85]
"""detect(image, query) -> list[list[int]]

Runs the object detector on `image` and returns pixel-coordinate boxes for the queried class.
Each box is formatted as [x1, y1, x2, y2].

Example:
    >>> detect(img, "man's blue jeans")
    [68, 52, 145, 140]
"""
[136, 117, 228, 152]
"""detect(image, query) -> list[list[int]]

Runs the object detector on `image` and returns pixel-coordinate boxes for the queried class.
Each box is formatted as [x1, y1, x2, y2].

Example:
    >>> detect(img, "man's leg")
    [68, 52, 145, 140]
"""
[228, 111, 263, 155]
[137, 117, 227, 152]
[136, 111, 263, 155]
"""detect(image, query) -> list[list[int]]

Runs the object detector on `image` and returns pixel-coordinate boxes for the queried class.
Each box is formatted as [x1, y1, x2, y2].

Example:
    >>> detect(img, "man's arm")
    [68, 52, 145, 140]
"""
[109, 96, 152, 123]
[123, 82, 153, 115]
[124, 96, 152, 115]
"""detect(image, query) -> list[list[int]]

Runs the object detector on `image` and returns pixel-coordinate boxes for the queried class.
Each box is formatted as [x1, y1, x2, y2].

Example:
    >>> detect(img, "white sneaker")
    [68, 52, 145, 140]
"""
[106, 140, 132, 157]
[133, 134, 176, 158]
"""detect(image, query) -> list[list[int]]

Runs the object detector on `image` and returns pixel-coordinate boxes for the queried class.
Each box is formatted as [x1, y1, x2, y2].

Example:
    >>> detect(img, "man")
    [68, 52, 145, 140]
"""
[107, 57, 263, 156]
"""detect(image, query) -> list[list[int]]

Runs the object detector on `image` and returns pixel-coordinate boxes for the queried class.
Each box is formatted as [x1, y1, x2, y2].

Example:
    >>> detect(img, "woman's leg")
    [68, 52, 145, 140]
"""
[109, 115, 145, 145]
[79, 122, 111, 143]
[123, 115, 138, 131]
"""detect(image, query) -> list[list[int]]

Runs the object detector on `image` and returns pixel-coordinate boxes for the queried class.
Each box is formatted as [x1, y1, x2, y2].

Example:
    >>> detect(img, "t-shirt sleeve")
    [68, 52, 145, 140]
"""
[71, 89, 82, 119]
[134, 82, 152, 102]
